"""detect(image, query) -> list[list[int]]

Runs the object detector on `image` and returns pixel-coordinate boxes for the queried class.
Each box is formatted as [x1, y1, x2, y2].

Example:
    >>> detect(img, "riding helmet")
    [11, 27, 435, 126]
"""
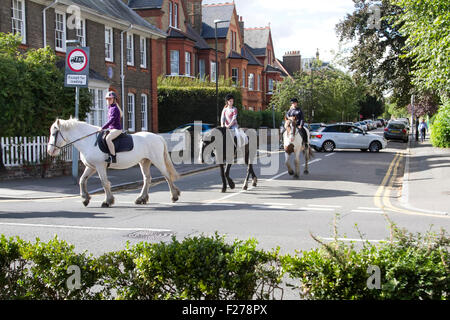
[105, 91, 117, 99]
[225, 94, 235, 101]
[290, 98, 299, 104]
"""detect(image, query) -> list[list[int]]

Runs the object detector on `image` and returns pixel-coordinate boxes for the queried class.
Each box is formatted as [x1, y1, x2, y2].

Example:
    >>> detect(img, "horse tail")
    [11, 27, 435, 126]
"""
[162, 137, 180, 182]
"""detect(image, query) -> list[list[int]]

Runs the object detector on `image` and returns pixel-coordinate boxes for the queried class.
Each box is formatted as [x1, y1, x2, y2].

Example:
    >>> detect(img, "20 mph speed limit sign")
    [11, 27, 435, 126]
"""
[65, 47, 90, 88]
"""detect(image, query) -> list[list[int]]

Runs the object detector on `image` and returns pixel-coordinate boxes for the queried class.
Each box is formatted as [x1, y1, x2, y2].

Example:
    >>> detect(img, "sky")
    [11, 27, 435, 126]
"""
[201, 0, 357, 63]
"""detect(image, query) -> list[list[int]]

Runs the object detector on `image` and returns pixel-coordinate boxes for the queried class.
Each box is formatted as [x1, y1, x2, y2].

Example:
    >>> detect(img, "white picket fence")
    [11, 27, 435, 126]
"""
[0, 136, 72, 167]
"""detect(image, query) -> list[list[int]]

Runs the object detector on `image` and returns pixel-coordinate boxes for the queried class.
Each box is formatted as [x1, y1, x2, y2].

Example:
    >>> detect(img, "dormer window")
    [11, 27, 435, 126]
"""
[169, 1, 178, 29]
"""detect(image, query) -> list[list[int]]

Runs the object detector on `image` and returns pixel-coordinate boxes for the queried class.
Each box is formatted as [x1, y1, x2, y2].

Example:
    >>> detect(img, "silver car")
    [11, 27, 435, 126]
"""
[311, 124, 387, 152]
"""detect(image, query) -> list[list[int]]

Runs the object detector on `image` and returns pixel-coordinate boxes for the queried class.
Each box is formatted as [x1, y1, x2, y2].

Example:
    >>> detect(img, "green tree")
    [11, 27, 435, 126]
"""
[271, 67, 366, 123]
[392, 0, 450, 95]
[0, 33, 91, 138]
[336, 0, 414, 107]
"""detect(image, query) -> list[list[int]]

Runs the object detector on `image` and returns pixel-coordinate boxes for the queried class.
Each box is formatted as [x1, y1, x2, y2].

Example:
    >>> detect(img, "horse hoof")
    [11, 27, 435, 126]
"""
[288, 170, 294, 175]
[101, 202, 110, 208]
[243, 185, 248, 191]
[82, 200, 89, 207]
[294, 174, 300, 179]
[221, 188, 227, 193]
[229, 181, 235, 189]
[252, 178, 258, 187]
[304, 170, 309, 175]
[172, 197, 179, 203]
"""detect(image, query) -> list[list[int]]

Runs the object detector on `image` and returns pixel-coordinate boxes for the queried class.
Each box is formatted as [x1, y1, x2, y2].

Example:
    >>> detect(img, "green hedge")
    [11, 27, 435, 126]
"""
[431, 98, 450, 148]
[1, 222, 448, 300]
[157, 86, 242, 132]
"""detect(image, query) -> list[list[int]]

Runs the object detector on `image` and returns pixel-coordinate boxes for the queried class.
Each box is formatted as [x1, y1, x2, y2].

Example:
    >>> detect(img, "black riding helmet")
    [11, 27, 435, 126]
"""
[225, 94, 235, 102]
[290, 98, 299, 104]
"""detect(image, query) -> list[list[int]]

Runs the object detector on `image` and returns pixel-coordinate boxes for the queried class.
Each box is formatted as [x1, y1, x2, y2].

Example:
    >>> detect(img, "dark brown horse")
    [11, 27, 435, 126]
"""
[198, 127, 257, 193]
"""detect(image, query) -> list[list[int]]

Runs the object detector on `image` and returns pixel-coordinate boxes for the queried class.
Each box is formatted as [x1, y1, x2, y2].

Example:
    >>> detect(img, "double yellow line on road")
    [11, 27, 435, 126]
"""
[374, 152, 449, 219]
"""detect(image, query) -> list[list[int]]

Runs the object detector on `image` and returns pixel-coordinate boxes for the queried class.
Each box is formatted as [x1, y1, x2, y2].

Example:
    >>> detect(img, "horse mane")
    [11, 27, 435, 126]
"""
[57, 117, 98, 131]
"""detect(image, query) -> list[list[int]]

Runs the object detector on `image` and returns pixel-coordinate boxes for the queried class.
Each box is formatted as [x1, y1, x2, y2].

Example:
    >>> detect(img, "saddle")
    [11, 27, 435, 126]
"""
[96, 130, 134, 155]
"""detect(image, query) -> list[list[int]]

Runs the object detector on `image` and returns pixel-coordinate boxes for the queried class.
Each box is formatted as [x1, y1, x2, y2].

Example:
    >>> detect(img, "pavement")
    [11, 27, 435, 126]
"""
[0, 135, 449, 217]
[400, 131, 450, 215]
[0, 160, 218, 200]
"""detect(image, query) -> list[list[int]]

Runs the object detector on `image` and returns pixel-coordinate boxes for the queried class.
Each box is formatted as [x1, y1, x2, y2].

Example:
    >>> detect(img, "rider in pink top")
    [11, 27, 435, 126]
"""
[221, 94, 238, 129]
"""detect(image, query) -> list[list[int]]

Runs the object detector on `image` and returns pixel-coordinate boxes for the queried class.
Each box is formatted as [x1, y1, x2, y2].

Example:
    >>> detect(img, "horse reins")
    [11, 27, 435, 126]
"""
[49, 129, 100, 150]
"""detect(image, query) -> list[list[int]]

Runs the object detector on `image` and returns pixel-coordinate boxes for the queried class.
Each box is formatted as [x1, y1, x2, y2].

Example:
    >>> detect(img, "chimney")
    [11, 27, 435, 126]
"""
[283, 50, 302, 75]
[185, 0, 203, 34]
[239, 16, 244, 43]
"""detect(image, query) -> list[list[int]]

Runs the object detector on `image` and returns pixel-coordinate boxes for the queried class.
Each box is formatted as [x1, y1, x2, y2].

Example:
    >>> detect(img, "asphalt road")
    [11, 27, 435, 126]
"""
[0, 129, 449, 258]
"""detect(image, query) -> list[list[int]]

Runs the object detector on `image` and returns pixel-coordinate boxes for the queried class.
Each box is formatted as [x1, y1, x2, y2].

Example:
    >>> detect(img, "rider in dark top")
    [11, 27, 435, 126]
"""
[285, 98, 308, 145]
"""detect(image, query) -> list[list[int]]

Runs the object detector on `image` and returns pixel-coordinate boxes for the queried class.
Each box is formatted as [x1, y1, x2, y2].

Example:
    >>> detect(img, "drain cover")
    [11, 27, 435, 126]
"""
[127, 230, 173, 240]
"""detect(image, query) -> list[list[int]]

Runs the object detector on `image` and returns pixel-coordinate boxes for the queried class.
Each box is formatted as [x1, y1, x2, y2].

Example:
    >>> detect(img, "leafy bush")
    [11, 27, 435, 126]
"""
[0, 32, 91, 137]
[430, 98, 450, 148]
[0, 234, 283, 300]
[282, 218, 450, 300]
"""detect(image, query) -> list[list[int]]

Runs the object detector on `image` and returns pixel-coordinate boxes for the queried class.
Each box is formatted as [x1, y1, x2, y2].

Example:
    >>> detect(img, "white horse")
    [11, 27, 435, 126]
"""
[47, 118, 180, 207]
[283, 119, 313, 178]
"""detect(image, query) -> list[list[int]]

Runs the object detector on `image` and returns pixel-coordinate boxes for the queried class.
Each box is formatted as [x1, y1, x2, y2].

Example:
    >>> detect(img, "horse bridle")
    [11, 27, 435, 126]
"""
[48, 127, 99, 150]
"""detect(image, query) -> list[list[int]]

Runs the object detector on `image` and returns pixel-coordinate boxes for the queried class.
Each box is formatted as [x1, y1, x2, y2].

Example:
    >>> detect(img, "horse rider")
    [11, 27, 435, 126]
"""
[221, 94, 246, 147]
[101, 91, 123, 164]
[285, 98, 308, 145]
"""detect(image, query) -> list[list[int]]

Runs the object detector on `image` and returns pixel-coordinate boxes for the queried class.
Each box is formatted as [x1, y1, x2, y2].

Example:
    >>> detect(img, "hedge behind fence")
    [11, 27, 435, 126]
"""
[157, 86, 242, 133]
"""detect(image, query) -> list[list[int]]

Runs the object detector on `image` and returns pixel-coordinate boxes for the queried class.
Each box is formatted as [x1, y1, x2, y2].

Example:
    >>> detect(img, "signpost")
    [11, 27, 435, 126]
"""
[64, 43, 89, 184]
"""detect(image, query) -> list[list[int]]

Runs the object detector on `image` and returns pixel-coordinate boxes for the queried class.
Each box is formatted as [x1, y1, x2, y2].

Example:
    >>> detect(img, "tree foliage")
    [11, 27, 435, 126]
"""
[335, 0, 414, 107]
[0, 33, 91, 138]
[392, 0, 450, 95]
[271, 66, 367, 123]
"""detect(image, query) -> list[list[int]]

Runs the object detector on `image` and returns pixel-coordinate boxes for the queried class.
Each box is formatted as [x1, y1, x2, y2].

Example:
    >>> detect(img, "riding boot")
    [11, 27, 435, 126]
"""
[106, 154, 117, 164]
[301, 127, 308, 146]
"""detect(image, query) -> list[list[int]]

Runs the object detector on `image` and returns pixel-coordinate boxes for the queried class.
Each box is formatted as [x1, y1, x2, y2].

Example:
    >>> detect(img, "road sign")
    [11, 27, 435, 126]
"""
[65, 47, 89, 88]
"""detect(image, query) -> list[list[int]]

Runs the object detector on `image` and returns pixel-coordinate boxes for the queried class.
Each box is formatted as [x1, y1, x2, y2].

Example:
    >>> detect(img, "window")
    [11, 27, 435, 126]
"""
[127, 33, 134, 66]
[11, 0, 26, 44]
[257, 74, 261, 91]
[199, 59, 206, 80]
[211, 61, 217, 83]
[231, 31, 237, 51]
[169, 2, 173, 27]
[127, 93, 135, 132]
[231, 68, 238, 86]
[174, 3, 178, 28]
[55, 11, 66, 51]
[76, 18, 86, 47]
[185, 52, 191, 76]
[248, 73, 254, 91]
[268, 78, 274, 93]
[86, 89, 107, 127]
[105, 27, 113, 62]
[141, 94, 148, 131]
[170, 50, 179, 75]
[242, 69, 246, 88]
[169, 1, 178, 28]
[140, 36, 147, 68]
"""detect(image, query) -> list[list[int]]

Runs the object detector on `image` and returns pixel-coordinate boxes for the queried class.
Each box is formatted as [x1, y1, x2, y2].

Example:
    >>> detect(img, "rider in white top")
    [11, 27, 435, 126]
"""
[221, 94, 247, 147]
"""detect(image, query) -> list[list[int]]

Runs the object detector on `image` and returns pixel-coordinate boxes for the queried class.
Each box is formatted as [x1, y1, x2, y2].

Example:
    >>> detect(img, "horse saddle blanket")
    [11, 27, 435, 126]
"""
[96, 131, 134, 154]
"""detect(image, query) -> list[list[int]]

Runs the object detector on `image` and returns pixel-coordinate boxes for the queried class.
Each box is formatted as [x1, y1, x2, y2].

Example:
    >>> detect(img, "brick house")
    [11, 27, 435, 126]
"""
[0, 0, 166, 132]
[129, 0, 286, 111]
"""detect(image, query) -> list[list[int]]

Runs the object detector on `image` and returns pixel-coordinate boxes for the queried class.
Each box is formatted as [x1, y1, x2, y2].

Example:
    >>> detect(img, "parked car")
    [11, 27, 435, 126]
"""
[355, 121, 368, 132]
[309, 123, 327, 132]
[168, 123, 215, 134]
[384, 121, 409, 143]
[310, 124, 387, 152]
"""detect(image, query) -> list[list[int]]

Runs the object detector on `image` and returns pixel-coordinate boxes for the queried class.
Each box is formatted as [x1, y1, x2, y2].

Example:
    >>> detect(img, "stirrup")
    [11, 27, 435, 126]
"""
[106, 155, 116, 164]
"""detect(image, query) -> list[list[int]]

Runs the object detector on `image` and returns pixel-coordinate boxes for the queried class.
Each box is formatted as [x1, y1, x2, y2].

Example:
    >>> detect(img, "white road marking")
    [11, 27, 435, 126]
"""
[351, 210, 383, 214]
[319, 237, 391, 243]
[358, 206, 383, 210]
[298, 207, 335, 211]
[0, 222, 172, 232]
[308, 204, 342, 208]
[325, 153, 336, 157]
